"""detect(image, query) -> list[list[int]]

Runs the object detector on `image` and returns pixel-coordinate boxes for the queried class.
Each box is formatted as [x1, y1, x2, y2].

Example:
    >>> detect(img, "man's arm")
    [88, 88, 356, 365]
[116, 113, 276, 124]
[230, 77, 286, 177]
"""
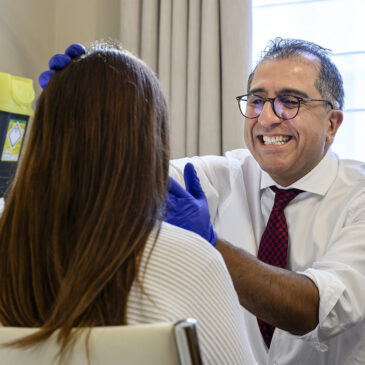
[216, 238, 319, 335]
[166, 163, 319, 335]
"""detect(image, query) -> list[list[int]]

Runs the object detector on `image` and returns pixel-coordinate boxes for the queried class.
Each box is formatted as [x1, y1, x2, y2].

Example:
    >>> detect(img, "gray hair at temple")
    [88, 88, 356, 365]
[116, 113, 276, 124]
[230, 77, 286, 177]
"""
[247, 38, 345, 110]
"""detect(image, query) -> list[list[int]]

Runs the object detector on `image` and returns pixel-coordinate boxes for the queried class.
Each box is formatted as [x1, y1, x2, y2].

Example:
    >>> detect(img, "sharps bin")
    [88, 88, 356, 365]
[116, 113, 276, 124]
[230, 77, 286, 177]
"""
[0, 72, 35, 196]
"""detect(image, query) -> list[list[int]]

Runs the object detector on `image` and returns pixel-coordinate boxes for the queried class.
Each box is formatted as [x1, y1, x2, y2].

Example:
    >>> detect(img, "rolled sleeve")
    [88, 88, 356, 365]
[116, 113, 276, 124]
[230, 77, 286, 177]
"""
[296, 268, 346, 350]
[295, 189, 365, 349]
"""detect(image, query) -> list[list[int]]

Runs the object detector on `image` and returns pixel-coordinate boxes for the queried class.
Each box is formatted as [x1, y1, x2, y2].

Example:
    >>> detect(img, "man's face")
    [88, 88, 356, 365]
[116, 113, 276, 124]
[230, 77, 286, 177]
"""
[244, 56, 342, 186]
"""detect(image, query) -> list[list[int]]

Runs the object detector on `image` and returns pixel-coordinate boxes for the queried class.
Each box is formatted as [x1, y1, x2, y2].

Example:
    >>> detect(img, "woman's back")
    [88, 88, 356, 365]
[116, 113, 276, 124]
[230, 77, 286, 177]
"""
[128, 222, 256, 364]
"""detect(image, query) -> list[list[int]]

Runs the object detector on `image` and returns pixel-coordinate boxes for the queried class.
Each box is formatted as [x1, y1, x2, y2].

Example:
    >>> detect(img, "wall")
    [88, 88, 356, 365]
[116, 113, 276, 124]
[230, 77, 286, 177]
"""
[0, 0, 120, 98]
[0, 0, 55, 96]
[54, 0, 120, 53]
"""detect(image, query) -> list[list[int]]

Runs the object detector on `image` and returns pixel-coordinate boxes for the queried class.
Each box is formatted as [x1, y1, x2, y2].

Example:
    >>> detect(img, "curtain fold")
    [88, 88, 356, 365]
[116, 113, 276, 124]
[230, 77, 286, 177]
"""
[120, 0, 252, 158]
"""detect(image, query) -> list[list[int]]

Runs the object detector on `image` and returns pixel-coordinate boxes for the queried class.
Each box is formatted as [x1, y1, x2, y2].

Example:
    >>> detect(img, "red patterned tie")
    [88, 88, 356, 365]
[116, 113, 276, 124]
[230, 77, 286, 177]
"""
[257, 186, 303, 348]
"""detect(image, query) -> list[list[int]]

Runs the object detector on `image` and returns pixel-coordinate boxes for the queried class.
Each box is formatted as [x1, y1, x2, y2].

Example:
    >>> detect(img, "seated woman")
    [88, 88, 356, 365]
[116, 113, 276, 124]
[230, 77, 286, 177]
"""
[0, 41, 256, 364]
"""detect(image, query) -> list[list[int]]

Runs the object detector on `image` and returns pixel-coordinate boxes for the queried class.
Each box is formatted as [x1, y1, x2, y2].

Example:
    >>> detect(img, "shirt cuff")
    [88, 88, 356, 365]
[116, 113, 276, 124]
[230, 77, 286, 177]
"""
[294, 267, 346, 351]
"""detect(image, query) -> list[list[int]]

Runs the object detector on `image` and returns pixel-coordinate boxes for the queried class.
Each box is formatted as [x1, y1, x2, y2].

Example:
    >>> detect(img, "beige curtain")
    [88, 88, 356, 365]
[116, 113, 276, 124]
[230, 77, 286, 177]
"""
[120, 0, 252, 158]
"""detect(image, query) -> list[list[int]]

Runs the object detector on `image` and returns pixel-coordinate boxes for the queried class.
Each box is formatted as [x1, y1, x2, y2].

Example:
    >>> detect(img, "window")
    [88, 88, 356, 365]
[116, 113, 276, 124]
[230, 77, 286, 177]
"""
[252, 0, 365, 161]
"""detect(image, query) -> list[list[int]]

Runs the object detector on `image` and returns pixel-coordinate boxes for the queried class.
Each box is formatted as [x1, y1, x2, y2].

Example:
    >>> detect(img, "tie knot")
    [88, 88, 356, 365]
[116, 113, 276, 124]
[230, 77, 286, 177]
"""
[271, 186, 303, 210]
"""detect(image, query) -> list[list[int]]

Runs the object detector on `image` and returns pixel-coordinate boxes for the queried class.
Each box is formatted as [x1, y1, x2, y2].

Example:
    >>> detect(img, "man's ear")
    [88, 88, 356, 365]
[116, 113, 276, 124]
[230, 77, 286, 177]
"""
[326, 110, 343, 144]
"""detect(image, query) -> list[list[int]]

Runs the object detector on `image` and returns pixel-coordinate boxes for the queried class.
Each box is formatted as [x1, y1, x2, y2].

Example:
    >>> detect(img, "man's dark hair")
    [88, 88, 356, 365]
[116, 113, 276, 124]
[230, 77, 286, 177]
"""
[247, 38, 344, 110]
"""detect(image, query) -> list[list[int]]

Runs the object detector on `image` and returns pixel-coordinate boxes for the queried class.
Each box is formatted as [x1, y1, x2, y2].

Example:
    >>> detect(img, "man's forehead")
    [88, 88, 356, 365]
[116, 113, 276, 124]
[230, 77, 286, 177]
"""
[250, 54, 321, 94]
[258, 53, 321, 76]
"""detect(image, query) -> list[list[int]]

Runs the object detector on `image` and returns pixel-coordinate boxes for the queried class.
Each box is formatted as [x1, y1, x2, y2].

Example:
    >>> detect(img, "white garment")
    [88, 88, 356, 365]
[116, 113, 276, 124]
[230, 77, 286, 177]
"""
[127, 221, 257, 365]
[0, 218, 255, 364]
[170, 149, 365, 365]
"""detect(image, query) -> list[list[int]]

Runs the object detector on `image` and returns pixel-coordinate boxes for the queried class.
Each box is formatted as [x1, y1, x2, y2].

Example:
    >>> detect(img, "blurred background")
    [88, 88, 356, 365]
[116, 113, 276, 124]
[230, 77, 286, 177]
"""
[0, 0, 363, 160]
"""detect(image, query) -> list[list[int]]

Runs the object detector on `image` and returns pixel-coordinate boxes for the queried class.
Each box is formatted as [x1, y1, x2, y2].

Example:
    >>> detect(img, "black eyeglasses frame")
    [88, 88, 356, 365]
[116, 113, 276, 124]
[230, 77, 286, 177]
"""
[236, 94, 334, 120]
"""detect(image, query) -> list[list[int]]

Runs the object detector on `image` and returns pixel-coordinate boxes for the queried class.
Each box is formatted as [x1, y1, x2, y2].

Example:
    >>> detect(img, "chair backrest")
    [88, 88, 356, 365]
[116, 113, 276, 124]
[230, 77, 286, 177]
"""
[0, 318, 202, 365]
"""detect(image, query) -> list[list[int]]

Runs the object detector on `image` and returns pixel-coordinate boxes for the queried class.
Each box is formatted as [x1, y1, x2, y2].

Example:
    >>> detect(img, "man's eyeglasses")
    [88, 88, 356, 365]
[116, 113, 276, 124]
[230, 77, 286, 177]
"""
[236, 94, 334, 120]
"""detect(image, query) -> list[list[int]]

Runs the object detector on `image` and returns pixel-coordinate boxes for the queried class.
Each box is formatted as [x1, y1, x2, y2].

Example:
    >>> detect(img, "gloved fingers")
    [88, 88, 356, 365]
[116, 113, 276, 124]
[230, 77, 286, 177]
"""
[38, 70, 56, 89]
[184, 163, 206, 200]
[164, 192, 177, 210]
[39, 43, 86, 90]
[164, 192, 184, 223]
[167, 176, 190, 198]
[207, 224, 217, 247]
[49, 54, 72, 70]
[65, 43, 86, 58]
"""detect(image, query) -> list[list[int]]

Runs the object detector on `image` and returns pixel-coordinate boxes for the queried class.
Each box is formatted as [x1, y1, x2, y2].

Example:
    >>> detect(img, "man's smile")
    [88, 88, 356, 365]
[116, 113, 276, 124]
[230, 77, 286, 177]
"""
[258, 135, 293, 145]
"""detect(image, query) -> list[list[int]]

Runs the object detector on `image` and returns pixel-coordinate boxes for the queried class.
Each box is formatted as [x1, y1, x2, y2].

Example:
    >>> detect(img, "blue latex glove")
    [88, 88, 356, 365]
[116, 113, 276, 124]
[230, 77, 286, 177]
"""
[38, 43, 86, 89]
[165, 163, 217, 246]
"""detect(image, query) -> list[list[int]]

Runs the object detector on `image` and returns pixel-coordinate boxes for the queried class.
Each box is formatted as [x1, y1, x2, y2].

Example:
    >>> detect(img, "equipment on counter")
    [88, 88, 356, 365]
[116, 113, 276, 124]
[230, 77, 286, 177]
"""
[0, 72, 35, 196]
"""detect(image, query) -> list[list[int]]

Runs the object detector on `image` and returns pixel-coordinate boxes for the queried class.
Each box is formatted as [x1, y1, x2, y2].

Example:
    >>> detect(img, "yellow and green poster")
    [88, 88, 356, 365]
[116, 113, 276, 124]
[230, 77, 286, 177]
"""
[1, 119, 26, 162]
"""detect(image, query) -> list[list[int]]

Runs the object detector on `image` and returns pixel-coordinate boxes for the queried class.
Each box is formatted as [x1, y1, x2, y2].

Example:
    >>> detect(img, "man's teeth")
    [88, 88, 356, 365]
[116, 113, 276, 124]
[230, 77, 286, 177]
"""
[262, 135, 290, 145]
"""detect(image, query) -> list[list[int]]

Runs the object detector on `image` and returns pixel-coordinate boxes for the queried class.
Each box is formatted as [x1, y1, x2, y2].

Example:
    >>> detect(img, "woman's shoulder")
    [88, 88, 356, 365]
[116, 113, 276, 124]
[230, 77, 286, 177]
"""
[134, 221, 236, 319]
[130, 222, 256, 365]
[146, 222, 223, 264]
[140, 222, 229, 284]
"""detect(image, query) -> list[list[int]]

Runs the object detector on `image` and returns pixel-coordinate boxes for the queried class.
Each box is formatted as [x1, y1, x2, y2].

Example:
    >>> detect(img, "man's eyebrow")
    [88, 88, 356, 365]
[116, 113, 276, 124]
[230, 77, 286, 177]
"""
[247, 88, 309, 98]
[278, 88, 309, 98]
[248, 88, 266, 95]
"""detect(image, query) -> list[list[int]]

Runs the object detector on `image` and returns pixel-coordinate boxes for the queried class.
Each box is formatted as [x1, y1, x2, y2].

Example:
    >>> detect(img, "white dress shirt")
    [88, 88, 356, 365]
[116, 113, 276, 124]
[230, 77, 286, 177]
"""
[170, 149, 365, 365]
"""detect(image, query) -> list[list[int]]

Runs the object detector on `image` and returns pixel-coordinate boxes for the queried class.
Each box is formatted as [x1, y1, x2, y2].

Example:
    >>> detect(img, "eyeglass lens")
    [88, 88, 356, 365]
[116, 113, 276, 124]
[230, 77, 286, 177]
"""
[239, 95, 300, 119]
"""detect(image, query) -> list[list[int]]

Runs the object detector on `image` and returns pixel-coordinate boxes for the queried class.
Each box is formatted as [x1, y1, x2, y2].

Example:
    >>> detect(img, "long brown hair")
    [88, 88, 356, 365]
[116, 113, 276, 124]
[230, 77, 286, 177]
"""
[0, 41, 169, 352]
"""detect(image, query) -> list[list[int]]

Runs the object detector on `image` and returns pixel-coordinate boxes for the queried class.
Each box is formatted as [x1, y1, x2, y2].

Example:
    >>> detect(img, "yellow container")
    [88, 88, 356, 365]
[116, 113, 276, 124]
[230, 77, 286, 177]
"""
[0, 72, 35, 196]
[0, 72, 35, 116]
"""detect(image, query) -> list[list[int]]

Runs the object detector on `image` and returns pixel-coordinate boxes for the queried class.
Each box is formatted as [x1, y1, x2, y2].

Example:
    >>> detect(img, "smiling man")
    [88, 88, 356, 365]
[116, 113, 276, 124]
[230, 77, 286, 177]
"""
[243, 54, 342, 186]
[167, 38, 365, 365]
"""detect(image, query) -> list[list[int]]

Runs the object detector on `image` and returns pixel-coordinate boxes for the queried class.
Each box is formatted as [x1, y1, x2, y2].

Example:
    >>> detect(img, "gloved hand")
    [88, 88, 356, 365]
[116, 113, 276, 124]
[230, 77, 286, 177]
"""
[38, 43, 86, 89]
[165, 163, 217, 246]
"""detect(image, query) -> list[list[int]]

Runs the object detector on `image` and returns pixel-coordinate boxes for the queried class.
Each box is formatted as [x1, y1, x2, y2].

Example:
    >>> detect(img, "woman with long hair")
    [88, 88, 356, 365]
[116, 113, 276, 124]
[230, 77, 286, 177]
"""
[0, 41, 256, 364]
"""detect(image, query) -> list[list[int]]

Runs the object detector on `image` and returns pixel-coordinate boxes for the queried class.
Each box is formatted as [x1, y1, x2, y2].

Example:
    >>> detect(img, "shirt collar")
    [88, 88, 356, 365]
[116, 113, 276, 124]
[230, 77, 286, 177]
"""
[260, 150, 339, 196]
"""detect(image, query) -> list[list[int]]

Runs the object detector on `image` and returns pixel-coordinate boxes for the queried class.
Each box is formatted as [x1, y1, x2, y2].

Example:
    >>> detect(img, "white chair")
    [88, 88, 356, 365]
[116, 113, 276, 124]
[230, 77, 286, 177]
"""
[0, 318, 203, 365]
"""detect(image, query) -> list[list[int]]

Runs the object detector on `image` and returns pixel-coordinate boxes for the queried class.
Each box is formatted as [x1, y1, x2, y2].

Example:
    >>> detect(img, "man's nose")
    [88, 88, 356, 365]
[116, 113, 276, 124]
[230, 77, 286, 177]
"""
[257, 100, 282, 127]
